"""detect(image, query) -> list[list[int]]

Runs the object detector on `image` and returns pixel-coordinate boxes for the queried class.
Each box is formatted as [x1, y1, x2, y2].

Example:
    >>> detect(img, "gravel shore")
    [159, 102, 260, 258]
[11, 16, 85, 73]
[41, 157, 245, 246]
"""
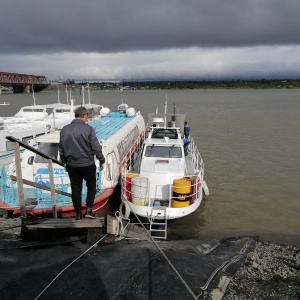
[0, 218, 299, 299]
[223, 240, 300, 300]
[0, 218, 22, 240]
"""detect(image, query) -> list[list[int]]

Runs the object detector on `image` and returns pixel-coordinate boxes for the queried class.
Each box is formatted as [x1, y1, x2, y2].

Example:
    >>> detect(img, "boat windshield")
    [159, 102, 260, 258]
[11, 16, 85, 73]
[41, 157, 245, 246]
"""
[35, 143, 59, 163]
[145, 145, 182, 158]
[151, 129, 178, 139]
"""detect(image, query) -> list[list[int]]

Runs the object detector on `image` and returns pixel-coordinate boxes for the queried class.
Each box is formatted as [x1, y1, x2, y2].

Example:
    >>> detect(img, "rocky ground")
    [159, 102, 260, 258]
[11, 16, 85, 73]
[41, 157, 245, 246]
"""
[223, 241, 300, 300]
[0, 218, 22, 240]
[0, 218, 300, 299]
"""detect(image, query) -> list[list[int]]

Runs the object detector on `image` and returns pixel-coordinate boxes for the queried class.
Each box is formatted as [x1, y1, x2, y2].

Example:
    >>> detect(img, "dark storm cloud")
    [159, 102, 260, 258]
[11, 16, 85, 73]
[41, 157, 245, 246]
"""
[1, 0, 300, 55]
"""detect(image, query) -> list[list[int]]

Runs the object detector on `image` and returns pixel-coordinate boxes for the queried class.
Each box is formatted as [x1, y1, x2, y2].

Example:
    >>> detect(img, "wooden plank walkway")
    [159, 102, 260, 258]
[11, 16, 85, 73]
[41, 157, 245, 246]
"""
[25, 217, 105, 229]
[24, 215, 151, 241]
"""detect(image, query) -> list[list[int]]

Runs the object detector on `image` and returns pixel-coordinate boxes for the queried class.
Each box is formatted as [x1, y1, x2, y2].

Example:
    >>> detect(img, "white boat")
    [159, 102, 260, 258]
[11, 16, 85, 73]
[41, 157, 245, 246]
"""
[0, 114, 52, 169]
[0, 103, 146, 217]
[0, 102, 9, 105]
[120, 101, 209, 230]
[0, 100, 103, 171]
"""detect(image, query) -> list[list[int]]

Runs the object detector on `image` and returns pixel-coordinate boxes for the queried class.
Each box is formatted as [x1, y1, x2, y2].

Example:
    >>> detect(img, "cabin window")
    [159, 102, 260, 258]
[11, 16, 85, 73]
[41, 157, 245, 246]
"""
[22, 136, 33, 145]
[145, 146, 182, 158]
[55, 109, 68, 113]
[23, 108, 44, 113]
[6, 141, 14, 151]
[151, 129, 178, 139]
[35, 143, 59, 163]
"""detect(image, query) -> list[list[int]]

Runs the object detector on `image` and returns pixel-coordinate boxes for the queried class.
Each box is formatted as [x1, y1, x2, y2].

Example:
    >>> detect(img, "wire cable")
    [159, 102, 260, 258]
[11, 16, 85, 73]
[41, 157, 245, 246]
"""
[119, 204, 198, 300]
[34, 234, 108, 300]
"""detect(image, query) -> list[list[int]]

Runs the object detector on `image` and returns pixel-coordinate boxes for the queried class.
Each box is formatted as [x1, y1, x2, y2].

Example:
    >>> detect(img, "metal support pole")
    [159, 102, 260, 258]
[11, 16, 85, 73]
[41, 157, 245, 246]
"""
[47, 159, 57, 218]
[13, 141, 26, 217]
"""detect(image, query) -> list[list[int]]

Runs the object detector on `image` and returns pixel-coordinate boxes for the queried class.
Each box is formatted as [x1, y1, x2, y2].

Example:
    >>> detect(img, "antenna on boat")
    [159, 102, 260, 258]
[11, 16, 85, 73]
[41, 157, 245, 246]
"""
[172, 102, 176, 125]
[65, 84, 69, 105]
[70, 98, 74, 121]
[69, 86, 72, 104]
[87, 84, 91, 104]
[32, 84, 36, 106]
[57, 85, 60, 104]
[81, 86, 85, 106]
[164, 95, 167, 128]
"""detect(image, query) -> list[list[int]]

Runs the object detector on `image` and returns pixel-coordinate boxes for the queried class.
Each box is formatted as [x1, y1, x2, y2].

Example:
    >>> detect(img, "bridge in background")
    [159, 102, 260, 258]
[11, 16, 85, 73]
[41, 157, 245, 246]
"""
[0, 72, 49, 93]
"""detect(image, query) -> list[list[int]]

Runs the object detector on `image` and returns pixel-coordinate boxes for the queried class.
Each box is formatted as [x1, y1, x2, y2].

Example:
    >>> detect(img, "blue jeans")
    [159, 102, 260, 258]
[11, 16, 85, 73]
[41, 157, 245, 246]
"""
[183, 139, 190, 156]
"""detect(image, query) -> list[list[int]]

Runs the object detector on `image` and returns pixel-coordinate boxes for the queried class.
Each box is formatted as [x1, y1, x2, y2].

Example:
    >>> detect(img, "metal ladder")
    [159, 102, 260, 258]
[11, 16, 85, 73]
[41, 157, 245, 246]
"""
[149, 207, 167, 240]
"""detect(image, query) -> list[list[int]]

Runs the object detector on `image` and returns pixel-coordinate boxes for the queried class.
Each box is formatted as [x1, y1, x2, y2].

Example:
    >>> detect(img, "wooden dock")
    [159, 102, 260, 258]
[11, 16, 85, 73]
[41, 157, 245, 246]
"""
[23, 215, 151, 243]
[25, 217, 105, 229]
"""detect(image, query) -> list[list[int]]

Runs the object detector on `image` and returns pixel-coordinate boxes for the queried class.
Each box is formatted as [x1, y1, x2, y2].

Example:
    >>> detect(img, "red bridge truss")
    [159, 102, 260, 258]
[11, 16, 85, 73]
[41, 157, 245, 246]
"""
[0, 72, 49, 92]
[0, 72, 48, 85]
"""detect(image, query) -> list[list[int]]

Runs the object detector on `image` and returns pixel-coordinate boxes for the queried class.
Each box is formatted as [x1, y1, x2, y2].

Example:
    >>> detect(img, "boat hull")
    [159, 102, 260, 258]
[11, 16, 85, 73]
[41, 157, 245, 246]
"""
[0, 187, 114, 218]
[121, 182, 204, 220]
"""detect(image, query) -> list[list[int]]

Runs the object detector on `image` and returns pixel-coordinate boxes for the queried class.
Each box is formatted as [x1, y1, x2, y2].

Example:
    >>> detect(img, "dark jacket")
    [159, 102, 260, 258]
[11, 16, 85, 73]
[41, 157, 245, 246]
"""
[184, 123, 190, 133]
[59, 119, 105, 167]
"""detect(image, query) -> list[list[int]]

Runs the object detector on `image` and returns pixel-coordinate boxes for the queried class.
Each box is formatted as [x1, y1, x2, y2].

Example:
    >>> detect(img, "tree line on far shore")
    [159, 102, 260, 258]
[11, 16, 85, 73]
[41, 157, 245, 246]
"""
[49, 78, 300, 91]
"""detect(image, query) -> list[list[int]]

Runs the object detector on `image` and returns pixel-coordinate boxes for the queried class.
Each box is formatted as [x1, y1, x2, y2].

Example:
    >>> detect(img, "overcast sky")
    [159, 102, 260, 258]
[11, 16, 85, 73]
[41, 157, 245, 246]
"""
[1, 0, 300, 81]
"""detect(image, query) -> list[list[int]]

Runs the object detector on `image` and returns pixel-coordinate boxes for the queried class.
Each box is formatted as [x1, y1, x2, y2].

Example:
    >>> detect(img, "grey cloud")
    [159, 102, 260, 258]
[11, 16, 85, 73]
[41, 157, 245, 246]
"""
[1, 0, 300, 55]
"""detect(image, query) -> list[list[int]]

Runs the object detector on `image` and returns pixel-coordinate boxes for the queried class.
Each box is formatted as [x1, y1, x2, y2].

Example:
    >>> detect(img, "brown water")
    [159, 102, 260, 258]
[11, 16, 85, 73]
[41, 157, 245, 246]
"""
[1, 89, 299, 244]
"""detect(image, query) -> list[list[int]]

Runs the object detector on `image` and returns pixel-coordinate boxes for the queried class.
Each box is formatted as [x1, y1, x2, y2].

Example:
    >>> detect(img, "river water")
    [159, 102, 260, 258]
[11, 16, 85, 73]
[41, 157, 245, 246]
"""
[1, 89, 299, 244]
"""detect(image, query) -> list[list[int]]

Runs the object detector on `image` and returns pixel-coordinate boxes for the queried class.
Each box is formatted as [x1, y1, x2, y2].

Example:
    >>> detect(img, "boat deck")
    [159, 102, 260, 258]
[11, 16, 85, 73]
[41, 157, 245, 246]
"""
[36, 112, 137, 143]
[90, 112, 135, 140]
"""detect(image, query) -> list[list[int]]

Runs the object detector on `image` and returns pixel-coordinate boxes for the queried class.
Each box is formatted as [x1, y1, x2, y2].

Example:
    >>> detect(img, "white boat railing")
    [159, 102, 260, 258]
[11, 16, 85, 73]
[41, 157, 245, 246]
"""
[1, 137, 74, 217]
[188, 135, 204, 173]
[119, 127, 146, 172]
[121, 173, 203, 209]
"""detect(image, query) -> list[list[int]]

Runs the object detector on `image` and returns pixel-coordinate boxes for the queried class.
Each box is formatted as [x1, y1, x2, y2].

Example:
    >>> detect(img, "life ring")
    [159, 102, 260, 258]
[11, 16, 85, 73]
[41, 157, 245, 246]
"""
[119, 201, 130, 219]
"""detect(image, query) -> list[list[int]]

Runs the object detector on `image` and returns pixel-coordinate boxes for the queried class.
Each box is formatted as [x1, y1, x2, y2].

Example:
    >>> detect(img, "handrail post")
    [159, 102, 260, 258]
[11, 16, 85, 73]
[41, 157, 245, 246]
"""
[47, 159, 57, 218]
[13, 141, 26, 217]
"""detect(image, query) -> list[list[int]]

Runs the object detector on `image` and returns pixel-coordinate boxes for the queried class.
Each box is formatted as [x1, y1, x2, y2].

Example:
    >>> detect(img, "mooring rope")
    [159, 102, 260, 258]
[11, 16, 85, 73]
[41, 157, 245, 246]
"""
[34, 234, 108, 300]
[114, 210, 132, 240]
[118, 205, 198, 300]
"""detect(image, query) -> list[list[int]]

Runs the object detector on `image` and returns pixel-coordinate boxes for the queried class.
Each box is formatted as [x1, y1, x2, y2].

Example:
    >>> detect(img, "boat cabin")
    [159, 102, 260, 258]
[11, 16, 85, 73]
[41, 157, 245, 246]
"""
[14, 106, 48, 120]
[117, 102, 129, 113]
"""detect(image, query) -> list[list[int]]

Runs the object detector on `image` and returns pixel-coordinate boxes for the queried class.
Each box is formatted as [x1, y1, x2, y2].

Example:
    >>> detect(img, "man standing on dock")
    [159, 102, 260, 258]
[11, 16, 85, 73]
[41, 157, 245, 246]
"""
[59, 106, 105, 221]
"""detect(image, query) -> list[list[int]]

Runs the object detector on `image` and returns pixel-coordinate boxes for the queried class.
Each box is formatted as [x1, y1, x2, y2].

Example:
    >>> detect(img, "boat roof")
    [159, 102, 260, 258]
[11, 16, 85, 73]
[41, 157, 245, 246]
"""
[36, 112, 137, 143]
[89, 112, 136, 140]
[34, 103, 71, 109]
[19, 103, 102, 110]
[19, 105, 48, 110]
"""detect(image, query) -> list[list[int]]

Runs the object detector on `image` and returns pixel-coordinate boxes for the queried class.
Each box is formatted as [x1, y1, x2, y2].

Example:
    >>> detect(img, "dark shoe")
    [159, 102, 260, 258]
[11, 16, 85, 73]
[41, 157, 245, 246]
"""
[75, 212, 83, 221]
[85, 208, 96, 219]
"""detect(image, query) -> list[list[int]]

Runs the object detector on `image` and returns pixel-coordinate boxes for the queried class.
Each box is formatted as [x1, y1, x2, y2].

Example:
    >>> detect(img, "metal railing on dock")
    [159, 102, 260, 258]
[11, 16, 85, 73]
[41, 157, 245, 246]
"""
[5, 135, 65, 219]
